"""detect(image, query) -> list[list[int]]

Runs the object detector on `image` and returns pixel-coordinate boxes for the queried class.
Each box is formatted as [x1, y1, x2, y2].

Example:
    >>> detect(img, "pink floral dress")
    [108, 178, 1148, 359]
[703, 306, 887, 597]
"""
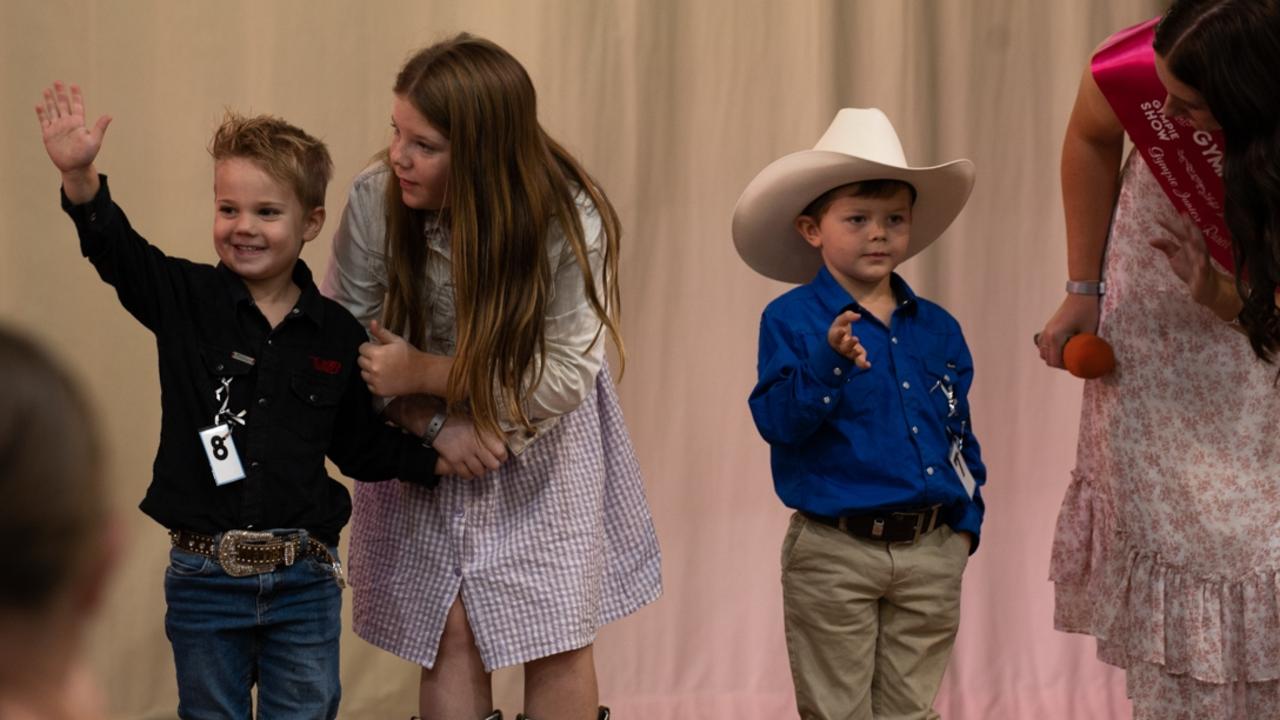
[1050, 153, 1280, 720]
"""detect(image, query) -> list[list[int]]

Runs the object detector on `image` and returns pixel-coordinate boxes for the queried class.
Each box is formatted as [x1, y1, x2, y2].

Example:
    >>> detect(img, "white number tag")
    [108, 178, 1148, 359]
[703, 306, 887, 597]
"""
[949, 439, 976, 499]
[199, 423, 245, 486]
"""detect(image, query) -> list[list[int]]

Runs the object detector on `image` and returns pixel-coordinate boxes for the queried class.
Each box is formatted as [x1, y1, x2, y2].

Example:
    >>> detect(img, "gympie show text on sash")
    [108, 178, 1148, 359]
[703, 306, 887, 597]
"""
[1092, 16, 1232, 272]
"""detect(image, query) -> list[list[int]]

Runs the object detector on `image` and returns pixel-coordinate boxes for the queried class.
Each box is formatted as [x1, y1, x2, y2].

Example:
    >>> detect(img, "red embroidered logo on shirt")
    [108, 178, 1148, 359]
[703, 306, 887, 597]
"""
[310, 356, 342, 375]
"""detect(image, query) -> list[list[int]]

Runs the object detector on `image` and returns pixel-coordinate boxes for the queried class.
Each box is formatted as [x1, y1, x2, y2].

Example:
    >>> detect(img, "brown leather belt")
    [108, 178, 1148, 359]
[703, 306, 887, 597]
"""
[169, 529, 339, 583]
[803, 505, 943, 544]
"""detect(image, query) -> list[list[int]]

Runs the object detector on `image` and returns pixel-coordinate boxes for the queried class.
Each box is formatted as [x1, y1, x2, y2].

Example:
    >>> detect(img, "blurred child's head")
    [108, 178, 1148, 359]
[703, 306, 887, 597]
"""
[0, 325, 110, 621]
[795, 180, 916, 294]
[208, 113, 332, 288]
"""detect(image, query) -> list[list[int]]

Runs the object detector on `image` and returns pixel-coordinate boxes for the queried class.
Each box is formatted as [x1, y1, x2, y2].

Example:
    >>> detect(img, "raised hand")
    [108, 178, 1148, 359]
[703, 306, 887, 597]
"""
[827, 310, 871, 369]
[35, 82, 111, 175]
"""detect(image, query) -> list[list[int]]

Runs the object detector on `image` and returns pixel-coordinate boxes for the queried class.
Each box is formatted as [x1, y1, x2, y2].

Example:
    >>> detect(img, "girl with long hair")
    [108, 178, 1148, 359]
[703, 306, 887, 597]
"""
[1041, 2, 1280, 717]
[322, 33, 661, 720]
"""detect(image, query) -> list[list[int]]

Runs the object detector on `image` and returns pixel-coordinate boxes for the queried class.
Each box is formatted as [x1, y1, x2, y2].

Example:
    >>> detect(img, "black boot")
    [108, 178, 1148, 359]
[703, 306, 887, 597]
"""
[516, 707, 608, 720]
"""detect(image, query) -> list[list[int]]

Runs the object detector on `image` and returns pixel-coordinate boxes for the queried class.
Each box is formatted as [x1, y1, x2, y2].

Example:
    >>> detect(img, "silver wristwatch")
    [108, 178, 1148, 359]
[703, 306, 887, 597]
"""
[1065, 280, 1106, 295]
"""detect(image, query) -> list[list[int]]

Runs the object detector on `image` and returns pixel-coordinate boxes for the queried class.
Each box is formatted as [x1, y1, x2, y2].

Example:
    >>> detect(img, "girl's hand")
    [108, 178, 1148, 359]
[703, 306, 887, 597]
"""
[827, 310, 871, 369]
[431, 415, 509, 479]
[1150, 214, 1240, 321]
[35, 82, 111, 175]
[358, 320, 422, 397]
[1037, 294, 1099, 369]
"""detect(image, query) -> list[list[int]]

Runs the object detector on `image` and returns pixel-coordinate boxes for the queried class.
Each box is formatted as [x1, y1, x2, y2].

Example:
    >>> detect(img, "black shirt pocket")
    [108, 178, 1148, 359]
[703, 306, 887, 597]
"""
[285, 373, 342, 442]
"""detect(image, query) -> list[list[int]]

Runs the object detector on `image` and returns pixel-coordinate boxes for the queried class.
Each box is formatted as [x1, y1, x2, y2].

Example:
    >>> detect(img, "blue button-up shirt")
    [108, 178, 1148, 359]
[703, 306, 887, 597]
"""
[749, 268, 986, 548]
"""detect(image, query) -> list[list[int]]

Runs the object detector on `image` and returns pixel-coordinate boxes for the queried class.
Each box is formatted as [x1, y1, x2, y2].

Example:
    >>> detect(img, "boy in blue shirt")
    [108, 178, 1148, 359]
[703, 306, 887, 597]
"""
[34, 81, 457, 719]
[734, 108, 985, 719]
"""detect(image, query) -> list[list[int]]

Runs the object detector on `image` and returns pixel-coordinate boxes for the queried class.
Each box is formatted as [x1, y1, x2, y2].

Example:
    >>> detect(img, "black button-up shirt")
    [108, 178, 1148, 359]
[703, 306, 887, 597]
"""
[63, 176, 437, 544]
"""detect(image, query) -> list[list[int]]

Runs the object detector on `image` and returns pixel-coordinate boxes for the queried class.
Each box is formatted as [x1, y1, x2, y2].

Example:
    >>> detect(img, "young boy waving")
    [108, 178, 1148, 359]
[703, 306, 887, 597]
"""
[35, 81, 448, 719]
[735, 108, 986, 719]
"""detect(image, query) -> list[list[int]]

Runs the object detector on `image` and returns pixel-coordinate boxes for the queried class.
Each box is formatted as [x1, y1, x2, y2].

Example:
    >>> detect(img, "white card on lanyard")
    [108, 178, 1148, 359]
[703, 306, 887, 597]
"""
[949, 439, 976, 499]
[199, 423, 245, 485]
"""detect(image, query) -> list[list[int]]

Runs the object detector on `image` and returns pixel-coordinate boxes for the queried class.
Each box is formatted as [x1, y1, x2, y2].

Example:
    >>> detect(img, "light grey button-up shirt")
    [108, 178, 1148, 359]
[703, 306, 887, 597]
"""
[321, 164, 608, 454]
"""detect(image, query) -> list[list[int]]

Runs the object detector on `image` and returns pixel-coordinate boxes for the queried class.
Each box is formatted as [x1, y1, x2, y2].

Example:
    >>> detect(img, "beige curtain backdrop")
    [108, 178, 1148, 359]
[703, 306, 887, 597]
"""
[1, 0, 1165, 717]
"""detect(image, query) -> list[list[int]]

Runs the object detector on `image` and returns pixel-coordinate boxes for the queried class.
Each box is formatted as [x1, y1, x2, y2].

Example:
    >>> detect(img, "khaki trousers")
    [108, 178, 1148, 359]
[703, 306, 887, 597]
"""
[781, 511, 969, 720]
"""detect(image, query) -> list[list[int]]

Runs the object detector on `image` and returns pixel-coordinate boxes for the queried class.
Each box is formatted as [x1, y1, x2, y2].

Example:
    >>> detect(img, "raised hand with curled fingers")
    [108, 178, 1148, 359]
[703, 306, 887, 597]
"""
[828, 310, 872, 370]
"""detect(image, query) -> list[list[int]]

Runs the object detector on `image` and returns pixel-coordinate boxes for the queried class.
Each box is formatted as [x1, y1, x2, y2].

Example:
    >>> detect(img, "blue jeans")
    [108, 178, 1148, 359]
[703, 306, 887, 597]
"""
[163, 531, 342, 720]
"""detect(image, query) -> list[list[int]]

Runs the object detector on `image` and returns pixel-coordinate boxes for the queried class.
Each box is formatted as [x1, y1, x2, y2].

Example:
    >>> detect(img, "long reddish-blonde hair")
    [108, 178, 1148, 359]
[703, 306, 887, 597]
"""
[381, 33, 624, 436]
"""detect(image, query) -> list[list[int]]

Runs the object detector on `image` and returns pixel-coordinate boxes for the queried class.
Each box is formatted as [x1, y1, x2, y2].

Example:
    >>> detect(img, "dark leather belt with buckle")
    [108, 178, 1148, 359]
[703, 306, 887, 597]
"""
[803, 505, 943, 544]
[169, 529, 334, 578]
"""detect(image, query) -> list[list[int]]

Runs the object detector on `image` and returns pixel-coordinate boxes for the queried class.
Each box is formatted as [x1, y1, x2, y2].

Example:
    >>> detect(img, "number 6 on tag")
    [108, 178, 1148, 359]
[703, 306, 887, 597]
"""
[199, 423, 245, 486]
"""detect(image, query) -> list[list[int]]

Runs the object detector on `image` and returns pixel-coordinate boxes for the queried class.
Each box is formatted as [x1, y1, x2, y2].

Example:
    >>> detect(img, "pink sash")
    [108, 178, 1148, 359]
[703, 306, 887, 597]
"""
[1091, 17, 1232, 271]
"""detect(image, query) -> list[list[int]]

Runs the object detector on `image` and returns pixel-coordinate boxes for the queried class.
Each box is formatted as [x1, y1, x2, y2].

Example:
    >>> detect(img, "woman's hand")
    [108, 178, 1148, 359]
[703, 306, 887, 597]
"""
[432, 415, 509, 479]
[1150, 214, 1241, 321]
[1037, 294, 1100, 369]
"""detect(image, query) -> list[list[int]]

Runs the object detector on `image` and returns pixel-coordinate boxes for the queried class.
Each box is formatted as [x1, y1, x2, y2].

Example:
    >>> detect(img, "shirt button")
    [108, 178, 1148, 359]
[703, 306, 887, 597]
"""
[308, 394, 318, 403]
[267, 339, 274, 345]
[822, 396, 831, 404]
[257, 397, 269, 407]
[891, 337, 898, 344]
[833, 367, 843, 377]
[902, 381, 910, 390]
[88, 212, 97, 222]
[251, 461, 260, 468]
[453, 567, 462, 577]
[926, 467, 935, 476]
[215, 363, 225, 372]
[290, 308, 300, 315]
[912, 426, 919, 434]
[944, 374, 951, 382]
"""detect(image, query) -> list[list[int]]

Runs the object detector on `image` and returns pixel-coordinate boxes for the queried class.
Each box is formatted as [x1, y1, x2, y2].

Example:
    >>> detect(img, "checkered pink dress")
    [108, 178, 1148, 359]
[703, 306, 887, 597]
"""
[348, 363, 661, 670]
[1050, 153, 1280, 719]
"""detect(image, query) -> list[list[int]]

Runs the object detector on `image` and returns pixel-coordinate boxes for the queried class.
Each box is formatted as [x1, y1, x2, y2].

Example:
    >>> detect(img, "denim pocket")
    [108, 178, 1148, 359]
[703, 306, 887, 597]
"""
[304, 544, 339, 575]
[166, 547, 215, 577]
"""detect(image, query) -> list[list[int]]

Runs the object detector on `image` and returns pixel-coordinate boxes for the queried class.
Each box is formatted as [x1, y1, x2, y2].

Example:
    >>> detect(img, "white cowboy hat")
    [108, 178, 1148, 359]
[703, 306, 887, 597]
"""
[732, 108, 975, 284]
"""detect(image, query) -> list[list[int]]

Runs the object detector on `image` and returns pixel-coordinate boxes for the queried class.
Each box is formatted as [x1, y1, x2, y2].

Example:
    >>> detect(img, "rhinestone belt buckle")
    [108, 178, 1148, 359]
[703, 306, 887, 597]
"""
[217, 529, 277, 577]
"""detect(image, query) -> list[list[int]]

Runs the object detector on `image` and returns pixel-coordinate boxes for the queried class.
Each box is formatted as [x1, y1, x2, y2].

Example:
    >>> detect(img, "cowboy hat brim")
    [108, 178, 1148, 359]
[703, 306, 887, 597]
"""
[732, 150, 976, 284]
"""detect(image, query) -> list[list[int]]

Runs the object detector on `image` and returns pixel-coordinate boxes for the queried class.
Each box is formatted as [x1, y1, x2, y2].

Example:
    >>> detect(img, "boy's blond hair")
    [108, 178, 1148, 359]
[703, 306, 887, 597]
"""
[209, 113, 332, 211]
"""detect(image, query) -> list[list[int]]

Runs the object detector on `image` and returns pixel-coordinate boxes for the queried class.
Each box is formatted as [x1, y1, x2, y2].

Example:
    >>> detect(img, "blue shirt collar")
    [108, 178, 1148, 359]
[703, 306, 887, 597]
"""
[809, 265, 919, 316]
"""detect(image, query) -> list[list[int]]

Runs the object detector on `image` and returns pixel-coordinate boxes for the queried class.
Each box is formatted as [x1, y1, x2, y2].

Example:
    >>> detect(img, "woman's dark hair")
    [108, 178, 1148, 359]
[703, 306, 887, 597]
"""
[0, 325, 103, 611]
[1155, 0, 1280, 361]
